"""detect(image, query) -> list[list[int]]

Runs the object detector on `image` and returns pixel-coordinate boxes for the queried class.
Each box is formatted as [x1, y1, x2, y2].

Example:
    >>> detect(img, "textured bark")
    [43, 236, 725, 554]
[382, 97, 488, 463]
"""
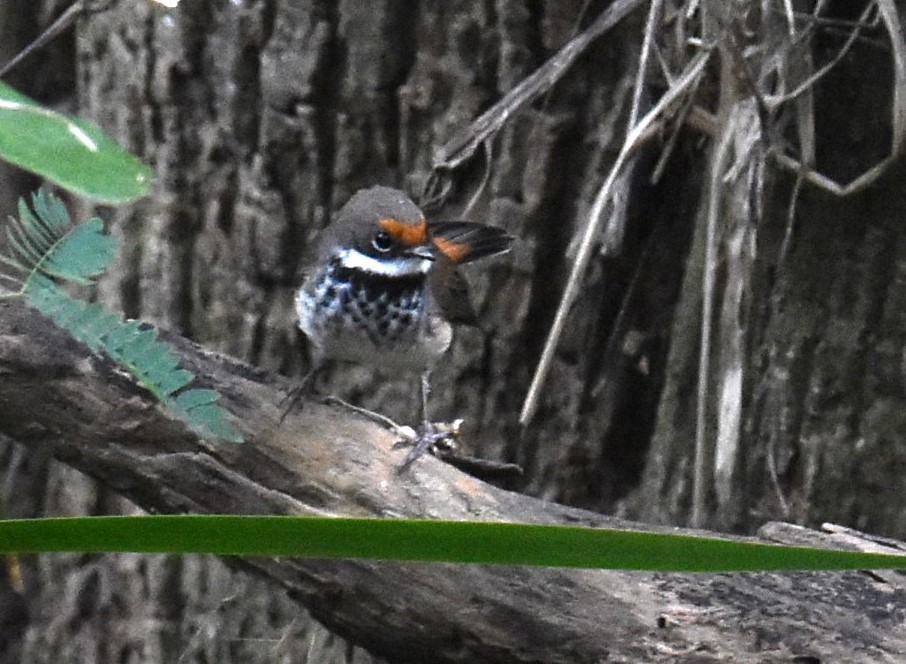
[625, 0, 906, 539]
[5, 0, 906, 661]
[3, 299, 906, 663]
[0, 5, 87, 664]
[5, 2, 661, 660]
[64, 3, 658, 658]
[72, 0, 663, 506]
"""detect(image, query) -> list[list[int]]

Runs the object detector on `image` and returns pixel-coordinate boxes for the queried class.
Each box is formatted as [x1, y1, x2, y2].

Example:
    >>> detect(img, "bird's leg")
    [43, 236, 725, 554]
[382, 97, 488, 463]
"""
[325, 385, 461, 462]
[278, 365, 319, 424]
[398, 371, 454, 470]
[420, 370, 432, 428]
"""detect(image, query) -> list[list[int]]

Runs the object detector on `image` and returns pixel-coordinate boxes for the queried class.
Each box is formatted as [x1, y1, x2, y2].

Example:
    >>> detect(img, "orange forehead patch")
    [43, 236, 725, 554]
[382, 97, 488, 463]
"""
[378, 218, 428, 246]
[432, 236, 470, 263]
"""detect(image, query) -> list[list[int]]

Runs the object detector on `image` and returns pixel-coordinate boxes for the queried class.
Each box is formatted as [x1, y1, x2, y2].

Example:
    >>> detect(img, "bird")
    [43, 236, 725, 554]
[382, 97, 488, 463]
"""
[287, 185, 513, 467]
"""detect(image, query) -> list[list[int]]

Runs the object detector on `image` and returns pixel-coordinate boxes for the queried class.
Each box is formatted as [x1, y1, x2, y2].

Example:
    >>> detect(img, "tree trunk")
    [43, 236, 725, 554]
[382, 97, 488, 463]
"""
[3, 299, 906, 664]
[625, 0, 906, 537]
[4, 0, 906, 661]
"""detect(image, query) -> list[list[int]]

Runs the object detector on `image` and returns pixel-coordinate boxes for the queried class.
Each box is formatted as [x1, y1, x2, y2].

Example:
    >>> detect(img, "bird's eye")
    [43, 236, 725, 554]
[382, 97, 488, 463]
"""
[372, 231, 393, 252]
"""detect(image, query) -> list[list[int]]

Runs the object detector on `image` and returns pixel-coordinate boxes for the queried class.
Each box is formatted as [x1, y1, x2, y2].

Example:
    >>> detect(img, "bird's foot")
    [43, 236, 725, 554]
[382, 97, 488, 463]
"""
[322, 396, 467, 470]
[395, 419, 463, 470]
[324, 396, 462, 459]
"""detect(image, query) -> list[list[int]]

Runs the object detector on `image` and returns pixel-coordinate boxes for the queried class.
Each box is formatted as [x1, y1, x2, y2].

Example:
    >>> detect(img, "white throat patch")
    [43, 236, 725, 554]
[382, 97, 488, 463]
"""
[336, 248, 432, 276]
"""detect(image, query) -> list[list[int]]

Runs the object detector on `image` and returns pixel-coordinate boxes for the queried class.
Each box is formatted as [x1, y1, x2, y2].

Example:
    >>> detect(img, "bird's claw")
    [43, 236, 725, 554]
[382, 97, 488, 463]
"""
[393, 419, 463, 470]
[323, 396, 463, 469]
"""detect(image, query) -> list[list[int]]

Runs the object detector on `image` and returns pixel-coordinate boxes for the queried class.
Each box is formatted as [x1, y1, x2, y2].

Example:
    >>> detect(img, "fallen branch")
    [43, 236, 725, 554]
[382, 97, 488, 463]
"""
[1, 300, 905, 663]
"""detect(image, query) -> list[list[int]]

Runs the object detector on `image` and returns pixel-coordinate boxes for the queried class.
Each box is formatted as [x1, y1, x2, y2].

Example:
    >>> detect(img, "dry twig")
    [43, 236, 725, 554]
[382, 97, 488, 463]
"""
[520, 49, 712, 425]
[771, 0, 906, 195]
[422, 0, 647, 206]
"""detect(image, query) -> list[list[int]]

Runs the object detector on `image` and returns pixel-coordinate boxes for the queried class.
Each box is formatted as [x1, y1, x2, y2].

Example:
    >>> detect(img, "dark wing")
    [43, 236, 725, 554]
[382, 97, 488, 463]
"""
[427, 254, 479, 326]
[429, 221, 514, 265]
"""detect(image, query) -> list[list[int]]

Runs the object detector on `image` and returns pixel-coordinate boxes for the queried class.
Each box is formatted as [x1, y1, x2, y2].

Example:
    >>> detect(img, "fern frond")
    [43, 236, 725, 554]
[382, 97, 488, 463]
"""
[25, 280, 243, 443]
[0, 190, 115, 292]
[2, 191, 243, 444]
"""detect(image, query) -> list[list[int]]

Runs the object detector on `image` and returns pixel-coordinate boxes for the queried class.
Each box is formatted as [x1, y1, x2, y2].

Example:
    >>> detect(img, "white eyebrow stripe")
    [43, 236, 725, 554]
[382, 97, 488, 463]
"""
[336, 248, 431, 276]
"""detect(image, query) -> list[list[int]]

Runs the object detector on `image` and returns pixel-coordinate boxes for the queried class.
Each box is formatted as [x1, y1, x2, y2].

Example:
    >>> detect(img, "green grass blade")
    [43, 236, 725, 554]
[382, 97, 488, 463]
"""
[0, 81, 152, 203]
[0, 516, 904, 572]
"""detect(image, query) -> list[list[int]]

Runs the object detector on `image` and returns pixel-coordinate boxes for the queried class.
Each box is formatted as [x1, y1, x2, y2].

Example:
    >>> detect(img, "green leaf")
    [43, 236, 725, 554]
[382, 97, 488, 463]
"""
[177, 404, 244, 443]
[2, 192, 240, 443]
[173, 389, 221, 410]
[0, 516, 904, 573]
[23, 280, 242, 443]
[155, 369, 194, 396]
[1, 191, 116, 291]
[42, 217, 115, 283]
[0, 80, 152, 203]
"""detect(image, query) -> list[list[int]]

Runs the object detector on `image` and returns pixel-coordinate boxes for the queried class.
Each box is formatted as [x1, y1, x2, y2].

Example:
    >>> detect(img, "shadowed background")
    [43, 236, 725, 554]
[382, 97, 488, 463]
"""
[3, 1, 906, 662]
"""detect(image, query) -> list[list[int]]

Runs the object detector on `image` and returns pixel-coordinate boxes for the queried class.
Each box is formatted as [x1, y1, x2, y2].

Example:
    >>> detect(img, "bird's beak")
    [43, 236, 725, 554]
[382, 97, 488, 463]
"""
[405, 246, 436, 261]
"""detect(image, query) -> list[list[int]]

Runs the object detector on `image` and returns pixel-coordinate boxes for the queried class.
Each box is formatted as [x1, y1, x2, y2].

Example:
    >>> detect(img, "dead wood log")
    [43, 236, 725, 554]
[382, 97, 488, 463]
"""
[1, 299, 904, 663]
